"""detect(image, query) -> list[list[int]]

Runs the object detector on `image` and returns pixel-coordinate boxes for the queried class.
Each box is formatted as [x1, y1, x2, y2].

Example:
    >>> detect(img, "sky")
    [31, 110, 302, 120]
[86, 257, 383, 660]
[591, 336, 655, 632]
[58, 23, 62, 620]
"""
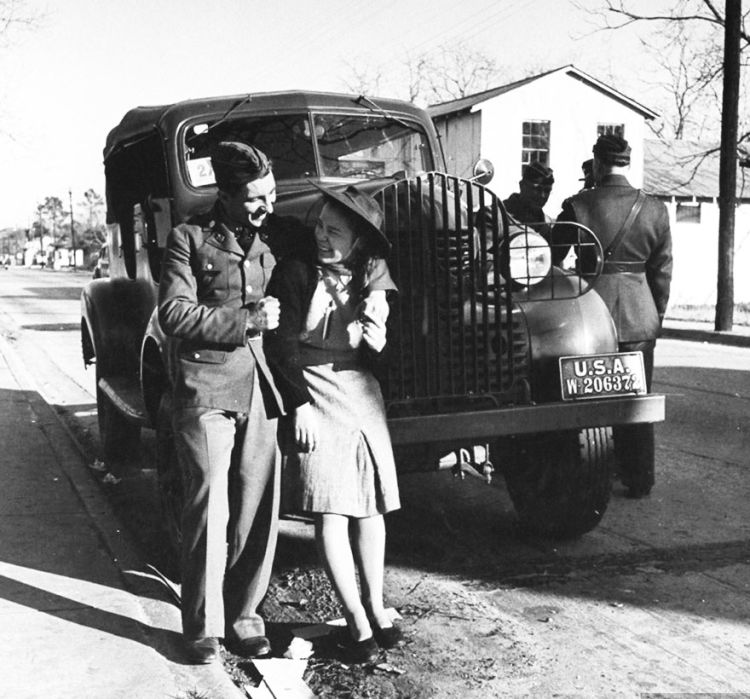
[0, 0, 657, 229]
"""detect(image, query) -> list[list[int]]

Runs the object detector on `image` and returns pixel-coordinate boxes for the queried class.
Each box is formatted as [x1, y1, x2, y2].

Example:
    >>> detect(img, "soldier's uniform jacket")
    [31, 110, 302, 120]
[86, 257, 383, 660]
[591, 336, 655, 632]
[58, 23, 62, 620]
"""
[555, 174, 673, 343]
[502, 192, 552, 236]
[158, 206, 304, 416]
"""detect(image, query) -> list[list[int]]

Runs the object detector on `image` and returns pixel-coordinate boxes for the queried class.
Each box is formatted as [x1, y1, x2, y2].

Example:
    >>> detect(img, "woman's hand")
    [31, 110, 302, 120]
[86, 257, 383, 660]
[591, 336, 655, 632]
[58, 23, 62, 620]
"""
[361, 314, 387, 352]
[294, 403, 318, 452]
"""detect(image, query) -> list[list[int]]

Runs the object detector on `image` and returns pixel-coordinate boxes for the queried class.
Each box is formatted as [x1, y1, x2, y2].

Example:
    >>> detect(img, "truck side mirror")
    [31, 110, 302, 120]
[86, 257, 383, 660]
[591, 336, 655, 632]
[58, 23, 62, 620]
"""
[472, 158, 495, 185]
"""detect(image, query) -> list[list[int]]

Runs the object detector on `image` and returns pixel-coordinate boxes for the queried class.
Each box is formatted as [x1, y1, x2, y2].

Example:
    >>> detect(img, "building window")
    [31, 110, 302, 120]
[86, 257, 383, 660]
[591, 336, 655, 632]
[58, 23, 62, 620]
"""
[597, 123, 625, 138]
[522, 120, 550, 168]
[676, 202, 701, 223]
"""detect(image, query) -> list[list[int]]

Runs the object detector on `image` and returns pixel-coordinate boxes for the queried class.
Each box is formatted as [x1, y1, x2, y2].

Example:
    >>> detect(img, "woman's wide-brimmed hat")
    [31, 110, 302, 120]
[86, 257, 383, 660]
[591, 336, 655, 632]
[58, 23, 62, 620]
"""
[310, 182, 391, 255]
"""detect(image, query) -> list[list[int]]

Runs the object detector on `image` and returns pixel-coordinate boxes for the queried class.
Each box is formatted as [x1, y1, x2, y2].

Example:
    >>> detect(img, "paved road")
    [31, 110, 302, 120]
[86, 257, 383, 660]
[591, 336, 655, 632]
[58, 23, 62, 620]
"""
[2, 267, 749, 696]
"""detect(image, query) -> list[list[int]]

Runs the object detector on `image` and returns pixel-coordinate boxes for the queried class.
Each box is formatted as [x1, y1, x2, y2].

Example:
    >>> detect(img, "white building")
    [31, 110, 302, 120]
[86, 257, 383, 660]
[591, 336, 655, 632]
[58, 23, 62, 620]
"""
[644, 138, 750, 305]
[428, 65, 658, 216]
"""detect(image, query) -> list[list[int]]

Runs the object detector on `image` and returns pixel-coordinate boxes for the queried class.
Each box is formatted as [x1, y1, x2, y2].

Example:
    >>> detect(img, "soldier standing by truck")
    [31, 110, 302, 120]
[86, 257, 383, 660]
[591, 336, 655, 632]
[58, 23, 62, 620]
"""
[502, 161, 556, 233]
[158, 142, 284, 664]
[553, 134, 673, 499]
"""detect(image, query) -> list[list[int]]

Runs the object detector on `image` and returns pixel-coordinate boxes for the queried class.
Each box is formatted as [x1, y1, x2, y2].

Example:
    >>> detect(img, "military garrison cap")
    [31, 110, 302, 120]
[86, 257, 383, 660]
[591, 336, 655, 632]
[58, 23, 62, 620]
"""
[521, 161, 554, 185]
[593, 134, 631, 166]
[211, 141, 271, 191]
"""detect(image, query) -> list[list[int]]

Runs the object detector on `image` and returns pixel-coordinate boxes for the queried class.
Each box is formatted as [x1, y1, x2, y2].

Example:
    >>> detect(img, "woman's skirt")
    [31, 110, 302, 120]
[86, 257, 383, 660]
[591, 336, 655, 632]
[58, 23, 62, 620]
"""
[282, 363, 400, 518]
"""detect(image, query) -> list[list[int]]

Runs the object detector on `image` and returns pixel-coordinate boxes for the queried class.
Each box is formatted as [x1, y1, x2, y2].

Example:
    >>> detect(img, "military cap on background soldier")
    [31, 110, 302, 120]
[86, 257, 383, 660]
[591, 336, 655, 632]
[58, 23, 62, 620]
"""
[592, 133, 631, 167]
[522, 161, 555, 186]
[502, 161, 555, 232]
[580, 158, 595, 190]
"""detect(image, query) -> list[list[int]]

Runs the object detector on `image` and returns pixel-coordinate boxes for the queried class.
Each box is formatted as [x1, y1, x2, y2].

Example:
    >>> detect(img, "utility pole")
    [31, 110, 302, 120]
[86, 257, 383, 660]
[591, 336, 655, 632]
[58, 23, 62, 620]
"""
[715, 0, 741, 331]
[69, 187, 76, 270]
[38, 207, 44, 263]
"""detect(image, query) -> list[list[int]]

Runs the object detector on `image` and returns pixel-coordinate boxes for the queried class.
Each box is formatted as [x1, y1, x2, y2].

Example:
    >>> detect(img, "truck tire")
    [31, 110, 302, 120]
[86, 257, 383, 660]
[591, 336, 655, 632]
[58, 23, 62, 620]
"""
[96, 382, 141, 466]
[156, 393, 183, 552]
[501, 426, 614, 539]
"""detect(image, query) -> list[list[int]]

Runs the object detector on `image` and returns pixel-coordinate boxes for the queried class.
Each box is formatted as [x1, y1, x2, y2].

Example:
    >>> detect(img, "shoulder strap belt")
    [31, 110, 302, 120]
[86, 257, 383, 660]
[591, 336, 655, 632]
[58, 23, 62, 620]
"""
[602, 260, 646, 274]
[604, 191, 646, 260]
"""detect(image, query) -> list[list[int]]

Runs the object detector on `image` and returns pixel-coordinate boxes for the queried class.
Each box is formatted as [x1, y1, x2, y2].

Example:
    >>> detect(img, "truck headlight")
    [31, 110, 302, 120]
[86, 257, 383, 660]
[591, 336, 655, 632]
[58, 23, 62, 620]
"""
[508, 231, 552, 286]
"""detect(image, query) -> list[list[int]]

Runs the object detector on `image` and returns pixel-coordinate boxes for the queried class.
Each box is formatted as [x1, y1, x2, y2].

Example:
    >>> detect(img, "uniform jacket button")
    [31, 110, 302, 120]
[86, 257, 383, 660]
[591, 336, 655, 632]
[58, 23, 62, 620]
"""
[193, 352, 200, 359]
[245, 285, 253, 293]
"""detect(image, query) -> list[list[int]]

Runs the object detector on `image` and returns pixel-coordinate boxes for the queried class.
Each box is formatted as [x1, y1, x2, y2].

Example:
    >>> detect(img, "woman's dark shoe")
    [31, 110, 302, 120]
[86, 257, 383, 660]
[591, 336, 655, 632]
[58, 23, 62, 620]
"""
[336, 632, 379, 664]
[372, 623, 405, 649]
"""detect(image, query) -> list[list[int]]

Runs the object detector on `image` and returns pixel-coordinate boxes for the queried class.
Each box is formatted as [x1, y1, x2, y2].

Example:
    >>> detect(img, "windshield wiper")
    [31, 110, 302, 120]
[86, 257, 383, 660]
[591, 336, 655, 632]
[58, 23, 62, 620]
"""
[354, 94, 418, 132]
[186, 94, 254, 143]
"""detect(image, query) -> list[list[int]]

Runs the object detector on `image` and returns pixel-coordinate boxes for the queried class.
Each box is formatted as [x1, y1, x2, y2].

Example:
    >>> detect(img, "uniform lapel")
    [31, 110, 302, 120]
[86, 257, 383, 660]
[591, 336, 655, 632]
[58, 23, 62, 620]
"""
[206, 221, 244, 257]
[245, 231, 271, 260]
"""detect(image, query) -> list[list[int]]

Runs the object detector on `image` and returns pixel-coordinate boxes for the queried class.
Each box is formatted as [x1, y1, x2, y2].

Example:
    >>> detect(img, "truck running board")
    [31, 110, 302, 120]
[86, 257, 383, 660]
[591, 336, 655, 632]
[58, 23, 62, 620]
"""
[98, 376, 149, 426]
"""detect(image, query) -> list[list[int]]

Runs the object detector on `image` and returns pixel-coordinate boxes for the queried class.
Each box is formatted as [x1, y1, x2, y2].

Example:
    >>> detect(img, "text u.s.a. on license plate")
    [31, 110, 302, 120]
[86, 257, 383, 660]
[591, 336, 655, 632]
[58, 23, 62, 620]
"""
[559, 351, 647, 400]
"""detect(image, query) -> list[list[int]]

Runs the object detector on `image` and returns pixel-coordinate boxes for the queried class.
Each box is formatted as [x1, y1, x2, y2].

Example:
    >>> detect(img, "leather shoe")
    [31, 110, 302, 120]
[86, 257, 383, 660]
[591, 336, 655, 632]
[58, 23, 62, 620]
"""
[226, 635, 272, 659]
[184, 636, 220, 664]
[372, 623, 405, 649]
[336, 633, 379, 665]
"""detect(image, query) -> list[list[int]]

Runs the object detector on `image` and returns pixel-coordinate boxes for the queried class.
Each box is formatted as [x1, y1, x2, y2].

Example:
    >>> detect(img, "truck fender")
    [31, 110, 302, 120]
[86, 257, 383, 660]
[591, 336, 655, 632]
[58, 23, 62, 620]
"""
[517, 279, 617, 402]
[80, 277, 157, 377]
[141, 308, 172, 426]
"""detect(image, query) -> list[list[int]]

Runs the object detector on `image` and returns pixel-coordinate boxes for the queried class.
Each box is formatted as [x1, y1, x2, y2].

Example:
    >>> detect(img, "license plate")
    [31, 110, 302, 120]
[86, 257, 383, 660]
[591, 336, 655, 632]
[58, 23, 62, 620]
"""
[559, 351, 647, 401]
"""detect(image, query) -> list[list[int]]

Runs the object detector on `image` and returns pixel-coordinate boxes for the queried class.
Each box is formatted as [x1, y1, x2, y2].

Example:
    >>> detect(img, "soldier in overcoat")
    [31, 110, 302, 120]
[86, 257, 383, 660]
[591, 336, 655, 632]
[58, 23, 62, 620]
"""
[553, 134, 673, 498]
[158, 142, 286, 664]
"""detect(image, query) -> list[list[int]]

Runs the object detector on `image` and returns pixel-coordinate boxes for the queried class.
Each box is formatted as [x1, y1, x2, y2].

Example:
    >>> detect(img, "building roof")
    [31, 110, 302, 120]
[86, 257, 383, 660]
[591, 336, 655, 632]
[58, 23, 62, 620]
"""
[644, 139, 750, 200]
[427, 65, 658, 120]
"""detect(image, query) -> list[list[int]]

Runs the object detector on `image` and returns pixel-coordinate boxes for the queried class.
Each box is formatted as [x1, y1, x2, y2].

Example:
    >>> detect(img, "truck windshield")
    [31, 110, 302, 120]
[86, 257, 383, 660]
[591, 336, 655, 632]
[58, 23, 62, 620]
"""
[183, 112, 432, 188]
[313, 113, 432, 179]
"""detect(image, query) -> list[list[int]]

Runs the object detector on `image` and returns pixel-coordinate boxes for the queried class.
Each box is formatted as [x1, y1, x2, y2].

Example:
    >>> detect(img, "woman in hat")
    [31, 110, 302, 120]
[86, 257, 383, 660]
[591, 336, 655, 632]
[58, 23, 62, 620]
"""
[264, 185, 403, 664]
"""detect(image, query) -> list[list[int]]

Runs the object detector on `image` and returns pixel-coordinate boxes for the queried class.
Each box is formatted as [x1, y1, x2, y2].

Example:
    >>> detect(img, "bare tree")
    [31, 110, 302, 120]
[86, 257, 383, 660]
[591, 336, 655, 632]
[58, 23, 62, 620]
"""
[643, 20, 723, 139]
[341, 41, 503, 105]
[341, 60, 384, 97]
[412, 41, 501, 103]
[0, 0, 42, 48]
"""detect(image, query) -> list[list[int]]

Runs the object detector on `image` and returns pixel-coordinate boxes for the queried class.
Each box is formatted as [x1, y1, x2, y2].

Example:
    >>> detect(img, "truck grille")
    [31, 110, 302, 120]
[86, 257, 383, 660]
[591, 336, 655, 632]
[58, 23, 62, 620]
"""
[374, 173, 530, 417]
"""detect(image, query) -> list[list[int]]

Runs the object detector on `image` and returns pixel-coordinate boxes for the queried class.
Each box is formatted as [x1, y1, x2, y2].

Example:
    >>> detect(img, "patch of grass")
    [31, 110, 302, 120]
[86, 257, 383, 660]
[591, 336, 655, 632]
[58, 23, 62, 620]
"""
[666, 303, 750, 326]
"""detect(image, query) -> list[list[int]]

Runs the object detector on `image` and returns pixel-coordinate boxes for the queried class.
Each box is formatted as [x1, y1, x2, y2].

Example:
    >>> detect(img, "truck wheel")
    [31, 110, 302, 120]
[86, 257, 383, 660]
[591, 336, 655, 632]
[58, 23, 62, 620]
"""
[156, 393, 183, 552]
[96, 384, 141, 466]
[501, 427, 614, 539]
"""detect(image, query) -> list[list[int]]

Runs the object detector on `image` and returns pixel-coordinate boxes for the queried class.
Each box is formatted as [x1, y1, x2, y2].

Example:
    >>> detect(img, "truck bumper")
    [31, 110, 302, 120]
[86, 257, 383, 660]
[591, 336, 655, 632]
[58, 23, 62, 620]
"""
[387, 393, 665, 445]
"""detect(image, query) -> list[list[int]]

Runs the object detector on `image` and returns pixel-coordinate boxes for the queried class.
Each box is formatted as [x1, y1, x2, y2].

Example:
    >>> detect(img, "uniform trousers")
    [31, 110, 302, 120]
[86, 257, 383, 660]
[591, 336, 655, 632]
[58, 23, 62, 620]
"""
[173, 370, 280, 642]
[613, 339, 656, 493]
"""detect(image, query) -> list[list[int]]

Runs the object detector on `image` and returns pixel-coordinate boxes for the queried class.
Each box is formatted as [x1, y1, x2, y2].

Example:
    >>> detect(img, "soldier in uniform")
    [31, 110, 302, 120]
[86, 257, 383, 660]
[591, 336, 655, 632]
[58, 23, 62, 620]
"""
[579, 158, 595, 190]
[158, 142, 284, 664]
[553, 134, 673, 498]
[503, 161, 555, 233]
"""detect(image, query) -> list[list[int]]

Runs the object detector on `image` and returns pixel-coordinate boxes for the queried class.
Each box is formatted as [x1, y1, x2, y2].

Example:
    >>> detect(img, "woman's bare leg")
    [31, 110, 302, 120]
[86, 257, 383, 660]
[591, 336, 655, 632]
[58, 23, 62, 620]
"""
[351, 514, 392, 628]
[315, 513, 372, 640]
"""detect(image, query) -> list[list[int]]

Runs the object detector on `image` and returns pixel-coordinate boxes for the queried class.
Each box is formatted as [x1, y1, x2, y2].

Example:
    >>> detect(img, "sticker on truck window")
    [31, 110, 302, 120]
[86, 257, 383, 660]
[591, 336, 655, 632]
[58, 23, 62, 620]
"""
[559, 351, 647, 401]
[186, 157, 216, 187]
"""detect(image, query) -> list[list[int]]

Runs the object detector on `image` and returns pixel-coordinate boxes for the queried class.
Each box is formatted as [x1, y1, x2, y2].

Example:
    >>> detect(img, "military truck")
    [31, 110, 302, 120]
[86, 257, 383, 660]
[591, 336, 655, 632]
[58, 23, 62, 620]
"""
[81, 90, 664, 541]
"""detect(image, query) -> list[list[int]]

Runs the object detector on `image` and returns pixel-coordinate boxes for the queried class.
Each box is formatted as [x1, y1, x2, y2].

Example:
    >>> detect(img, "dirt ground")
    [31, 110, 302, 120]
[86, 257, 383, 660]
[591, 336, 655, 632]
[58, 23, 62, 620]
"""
[48, 325, 750, 698]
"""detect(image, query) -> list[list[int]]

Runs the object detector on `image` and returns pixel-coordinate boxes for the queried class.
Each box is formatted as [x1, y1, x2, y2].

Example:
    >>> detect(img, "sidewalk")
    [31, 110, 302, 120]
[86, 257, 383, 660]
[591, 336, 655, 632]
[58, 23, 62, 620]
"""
[0, 334, 243, 699]
[661, 317, 750, 348]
